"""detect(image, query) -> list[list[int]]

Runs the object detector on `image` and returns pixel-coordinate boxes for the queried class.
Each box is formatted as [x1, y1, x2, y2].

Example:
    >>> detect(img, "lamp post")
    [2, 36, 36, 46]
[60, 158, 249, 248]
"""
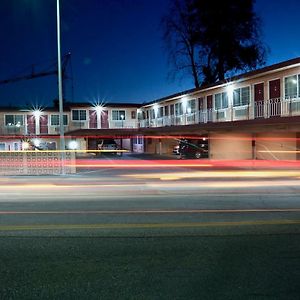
[56, 0, 66, 174]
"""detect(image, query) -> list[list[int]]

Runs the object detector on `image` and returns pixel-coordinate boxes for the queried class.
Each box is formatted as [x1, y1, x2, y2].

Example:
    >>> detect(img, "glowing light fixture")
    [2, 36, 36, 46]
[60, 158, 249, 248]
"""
[68, 140, 78, 150]
[94, 105, 104, 113]
[153, 103, 159, 113]
[32, 109, 42, 119]
[226, 83, 234, 95]
[181, 96, 188, 110]
[22, 142, 30, 150]
[32, 139, 41, 147]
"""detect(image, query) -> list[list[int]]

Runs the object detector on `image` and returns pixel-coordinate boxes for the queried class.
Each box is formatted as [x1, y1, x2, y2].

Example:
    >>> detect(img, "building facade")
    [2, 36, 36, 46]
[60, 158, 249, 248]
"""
[1, 57, 300, 160]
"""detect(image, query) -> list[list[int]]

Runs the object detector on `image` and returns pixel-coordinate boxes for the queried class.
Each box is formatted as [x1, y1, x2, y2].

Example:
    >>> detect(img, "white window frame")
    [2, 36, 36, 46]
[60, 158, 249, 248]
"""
[214, 92, 228, 110]
[233, 86, 251, 107]
[284, 74, 300, 100]
[187, 99, 196, 113]
[4, 114, 24, 127]
[50, 114, 69, 126]
[72, 109, 87, 121]
[111, 110, 126, 121]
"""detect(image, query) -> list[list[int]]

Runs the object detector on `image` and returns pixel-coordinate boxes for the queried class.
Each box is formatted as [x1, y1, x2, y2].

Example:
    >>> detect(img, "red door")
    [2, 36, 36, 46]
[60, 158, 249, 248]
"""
[269, 79, 280, 99]
[27, 115, 36, 134]
[207, 95, 213, 122]
[101, 110, 109, 129]
[207, 95, 213, 109]
[254, 83, 264, 118]
[269, 79, 281, 116]
[198, 97, 204, 110]
[89, 110, 97, 129]
[40, 115, 48, 134]
[254, 83, 264, 102]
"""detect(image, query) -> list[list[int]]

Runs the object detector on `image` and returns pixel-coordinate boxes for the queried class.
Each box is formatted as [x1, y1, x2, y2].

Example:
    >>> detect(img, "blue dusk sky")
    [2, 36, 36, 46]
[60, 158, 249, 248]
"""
[0, 0, 300, 107]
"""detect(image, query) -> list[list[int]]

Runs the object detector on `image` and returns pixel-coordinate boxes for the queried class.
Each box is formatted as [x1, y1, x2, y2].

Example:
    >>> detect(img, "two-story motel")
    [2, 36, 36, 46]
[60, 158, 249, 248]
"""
[1, 57, 300, 160]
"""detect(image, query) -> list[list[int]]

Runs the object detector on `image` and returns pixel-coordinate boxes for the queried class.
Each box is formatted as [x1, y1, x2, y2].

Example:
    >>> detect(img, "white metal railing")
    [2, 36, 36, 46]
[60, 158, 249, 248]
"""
[186, 112, 197, 124]
[282, 97, 300, 116]
[267, 98, 281, 117]
[138, 98, 294, 128]
[254, 101, 264, 118]
[109, 120, 137, 128]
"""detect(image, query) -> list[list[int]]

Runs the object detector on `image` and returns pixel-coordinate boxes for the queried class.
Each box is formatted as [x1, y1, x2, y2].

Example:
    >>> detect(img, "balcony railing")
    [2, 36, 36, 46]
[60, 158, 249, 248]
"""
[109, 120, 137, 128]
[138, 97, 300, 128]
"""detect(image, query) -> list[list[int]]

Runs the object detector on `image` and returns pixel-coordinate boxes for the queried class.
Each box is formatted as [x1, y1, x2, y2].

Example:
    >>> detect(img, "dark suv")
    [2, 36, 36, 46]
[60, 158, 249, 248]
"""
[97, 139, 119, 155]
[178, 139, 208, 159]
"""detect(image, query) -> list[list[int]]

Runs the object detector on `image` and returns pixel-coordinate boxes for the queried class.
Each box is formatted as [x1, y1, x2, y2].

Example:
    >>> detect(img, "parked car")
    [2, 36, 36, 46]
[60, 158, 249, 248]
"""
[97, 139, 119, 155]
[173, 144, 180, 155]
[175, 138, 208, 159]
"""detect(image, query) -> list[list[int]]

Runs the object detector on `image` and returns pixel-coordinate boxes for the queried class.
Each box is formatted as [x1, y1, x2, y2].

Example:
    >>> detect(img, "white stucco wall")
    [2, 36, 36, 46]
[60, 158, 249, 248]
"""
[255, 133, 297, 160]
[209, 132, 253, 160]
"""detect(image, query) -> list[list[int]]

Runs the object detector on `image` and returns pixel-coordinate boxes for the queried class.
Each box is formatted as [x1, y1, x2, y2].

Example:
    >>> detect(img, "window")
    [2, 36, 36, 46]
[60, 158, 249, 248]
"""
[72, 110, 86, 121]
[0, 143, 5, 151]
[131, 111, 136, 119]
[233, 87, 250, 106]
[164, 106, 169, 116]
[50, 115, 68, 126]
[187, 99, 196, 113]
[5, 115, 24, 126]
[150, 109, 155, 119]
[157, 107, 164, 118]
[170, 104, 174, 115]
[285, 75, 299, 99]
[214, 93, 228, 110]
[175, 103, 183, 116]
[112, 110, 126, 120]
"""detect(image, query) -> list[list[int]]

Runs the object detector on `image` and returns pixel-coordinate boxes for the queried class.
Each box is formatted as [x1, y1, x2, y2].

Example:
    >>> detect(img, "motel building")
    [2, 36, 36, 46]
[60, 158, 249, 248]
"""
[1, 57, 300, 161]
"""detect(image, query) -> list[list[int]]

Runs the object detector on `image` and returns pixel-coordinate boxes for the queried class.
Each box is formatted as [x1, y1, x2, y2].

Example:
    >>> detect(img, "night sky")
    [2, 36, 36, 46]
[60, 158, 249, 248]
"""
[0, 0, 300, 107]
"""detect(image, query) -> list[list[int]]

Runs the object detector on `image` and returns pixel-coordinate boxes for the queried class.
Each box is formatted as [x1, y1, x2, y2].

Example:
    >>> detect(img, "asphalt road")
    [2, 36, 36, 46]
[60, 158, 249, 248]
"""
[0, 157, 300, 299]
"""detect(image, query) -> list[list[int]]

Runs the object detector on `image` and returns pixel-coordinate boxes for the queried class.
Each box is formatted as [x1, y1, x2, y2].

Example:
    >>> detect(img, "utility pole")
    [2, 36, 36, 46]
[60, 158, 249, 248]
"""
[57, 0, 66, 174]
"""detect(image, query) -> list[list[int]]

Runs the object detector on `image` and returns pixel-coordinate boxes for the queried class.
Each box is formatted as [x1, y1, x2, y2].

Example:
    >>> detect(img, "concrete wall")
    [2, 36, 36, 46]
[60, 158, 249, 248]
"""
[256, 133, 297, 160]
[145, 138, 178, 154]
[0, 151, 76, 175]
[209, 133, 253, 160]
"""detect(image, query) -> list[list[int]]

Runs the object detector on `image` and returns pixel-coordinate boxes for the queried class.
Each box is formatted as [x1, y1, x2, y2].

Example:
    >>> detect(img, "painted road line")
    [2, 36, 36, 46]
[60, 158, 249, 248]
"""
[0, 208, 300, 215]
[0, 219, 300, 231]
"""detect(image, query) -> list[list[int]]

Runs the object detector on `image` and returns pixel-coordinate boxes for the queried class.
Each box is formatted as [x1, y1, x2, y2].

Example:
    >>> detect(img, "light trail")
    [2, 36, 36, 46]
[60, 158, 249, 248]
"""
[123, 170, 300, 180]
[0, 219, 299, 232]
[0, 208, 300, 215]
[71, 159, 300, 169]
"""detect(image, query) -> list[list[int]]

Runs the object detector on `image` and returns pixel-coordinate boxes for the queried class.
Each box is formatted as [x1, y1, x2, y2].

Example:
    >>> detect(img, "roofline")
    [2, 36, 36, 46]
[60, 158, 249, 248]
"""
[142, 57, 300, 107]
[66, 102, 142, 108]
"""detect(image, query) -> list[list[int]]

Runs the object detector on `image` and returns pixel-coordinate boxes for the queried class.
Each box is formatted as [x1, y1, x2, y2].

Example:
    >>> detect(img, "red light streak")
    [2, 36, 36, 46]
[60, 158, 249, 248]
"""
[70, 159, 300, 169]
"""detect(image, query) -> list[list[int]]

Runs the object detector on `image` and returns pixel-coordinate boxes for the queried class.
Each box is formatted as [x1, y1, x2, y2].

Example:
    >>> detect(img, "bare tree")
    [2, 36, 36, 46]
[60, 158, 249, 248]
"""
[162, 0, 200, 88]
[162, 0, 267, 87]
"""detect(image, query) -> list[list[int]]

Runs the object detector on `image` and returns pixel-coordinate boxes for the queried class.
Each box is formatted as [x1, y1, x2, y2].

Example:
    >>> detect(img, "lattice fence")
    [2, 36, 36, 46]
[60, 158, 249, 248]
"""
[0, 151, 76, 175]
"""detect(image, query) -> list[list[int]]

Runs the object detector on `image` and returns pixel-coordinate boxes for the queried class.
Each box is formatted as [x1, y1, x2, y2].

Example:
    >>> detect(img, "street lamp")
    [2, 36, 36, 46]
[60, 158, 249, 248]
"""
[94, 105, 104, 129]
[32, 109, 42, 135]
[56, 0, 66, 174]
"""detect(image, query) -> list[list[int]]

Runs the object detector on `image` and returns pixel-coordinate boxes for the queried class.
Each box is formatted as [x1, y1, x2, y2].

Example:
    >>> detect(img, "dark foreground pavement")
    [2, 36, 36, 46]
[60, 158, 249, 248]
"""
[1, 231, 300, 300]
[0, 162, 300, 300]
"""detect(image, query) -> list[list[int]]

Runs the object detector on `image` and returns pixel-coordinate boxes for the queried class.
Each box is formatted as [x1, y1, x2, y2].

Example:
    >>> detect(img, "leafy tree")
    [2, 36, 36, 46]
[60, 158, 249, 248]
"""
[162, 0, 267, 87]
